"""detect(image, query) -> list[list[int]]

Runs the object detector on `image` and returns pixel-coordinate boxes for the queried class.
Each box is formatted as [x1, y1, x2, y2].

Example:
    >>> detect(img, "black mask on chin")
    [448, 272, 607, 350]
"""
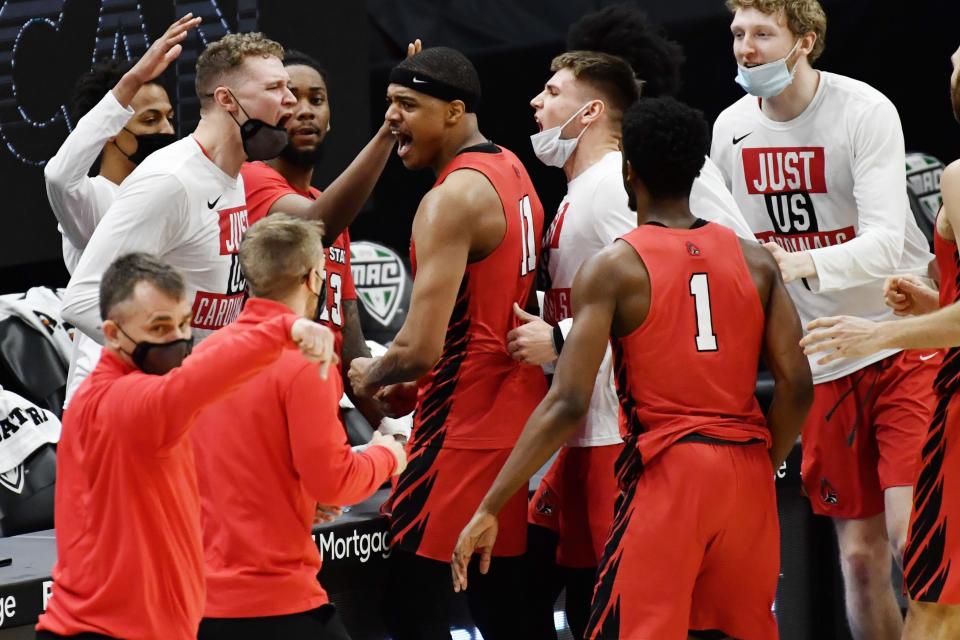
[227, 89, 289, 161]
[117, 325, 193, 375]
[115, 128, 177, 165]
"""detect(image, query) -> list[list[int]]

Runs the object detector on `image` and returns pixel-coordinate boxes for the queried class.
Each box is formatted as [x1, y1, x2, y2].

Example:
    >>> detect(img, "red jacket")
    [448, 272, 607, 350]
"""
[191, 298, 396, 618]
[37, 314, 297, 640]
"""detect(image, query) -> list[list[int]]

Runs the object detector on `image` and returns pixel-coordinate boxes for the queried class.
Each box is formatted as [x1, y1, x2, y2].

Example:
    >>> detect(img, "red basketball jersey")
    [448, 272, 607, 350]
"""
[241, 161, 357, 364]
[934, 209, 960, 396]
[409, 144, 548, 448]
[613, 222, 769, 477]
[935, 209, 959, 310]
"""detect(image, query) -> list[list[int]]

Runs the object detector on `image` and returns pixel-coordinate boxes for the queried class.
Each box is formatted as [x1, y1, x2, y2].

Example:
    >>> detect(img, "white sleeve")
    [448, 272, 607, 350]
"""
[61, 173, 187, 342]
[808, 100, 910, 292]
[591, 173, 637, 245]
[44, 92, 134, 253]
[691, 156, 755, 240]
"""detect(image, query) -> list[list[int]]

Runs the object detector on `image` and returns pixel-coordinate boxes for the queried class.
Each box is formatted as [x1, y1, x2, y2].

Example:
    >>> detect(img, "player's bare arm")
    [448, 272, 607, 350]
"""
[742, 239, 813, 468]
[802, 161, 960, 361]
[339, 299, 386, 427]
[267, 125, 395, 244]
[452, 243, 637, 592]
[350, 169, 502, 396]
[266, 40, 422, 243]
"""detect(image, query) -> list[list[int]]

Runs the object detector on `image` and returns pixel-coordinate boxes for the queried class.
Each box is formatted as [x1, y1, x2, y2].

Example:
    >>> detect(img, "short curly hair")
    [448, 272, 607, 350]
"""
[566, 4, 684, 99]
[70, 58, 153, 123]
[726, 0, 827, 62]
[621, 97, 709, 200]
[195, 32, 284, 103]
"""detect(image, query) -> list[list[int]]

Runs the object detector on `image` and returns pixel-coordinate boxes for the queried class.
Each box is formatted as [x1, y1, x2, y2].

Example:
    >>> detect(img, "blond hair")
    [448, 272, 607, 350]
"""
[726, 0, 827, 62]
[239, 214, 325, 300]
[550, 51, 642, 116]
[195, 32, 284, 103]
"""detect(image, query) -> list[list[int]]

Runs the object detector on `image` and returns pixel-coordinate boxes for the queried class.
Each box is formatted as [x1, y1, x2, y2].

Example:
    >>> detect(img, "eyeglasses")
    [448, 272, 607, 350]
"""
[304, 268, 327, 317]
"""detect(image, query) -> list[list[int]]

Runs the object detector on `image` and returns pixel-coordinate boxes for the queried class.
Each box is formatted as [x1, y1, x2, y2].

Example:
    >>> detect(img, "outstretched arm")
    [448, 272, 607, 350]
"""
[451, 249, 621, 591]
[269, 125, 396, 244]
[801, 160, 960, 359]
[45, 14, 200, 254]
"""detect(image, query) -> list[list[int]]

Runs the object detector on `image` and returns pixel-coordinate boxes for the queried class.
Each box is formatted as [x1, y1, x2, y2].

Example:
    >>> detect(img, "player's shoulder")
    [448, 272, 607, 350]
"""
[239, 160, 282, 182]
[430, 165, 501, 214]
[737, 237, 778, 280]
[579, 238, 646, 291]
[714, 94, 757, 131]
[821, 71, 896, 118]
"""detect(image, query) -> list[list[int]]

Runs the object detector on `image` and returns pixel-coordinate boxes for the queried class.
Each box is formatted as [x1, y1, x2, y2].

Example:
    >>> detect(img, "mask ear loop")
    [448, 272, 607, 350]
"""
[113, 323, 140, 360]
[225, 88, 252, 127]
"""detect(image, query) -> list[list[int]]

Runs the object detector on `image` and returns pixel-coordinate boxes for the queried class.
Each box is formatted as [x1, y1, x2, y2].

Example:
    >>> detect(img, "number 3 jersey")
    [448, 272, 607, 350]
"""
[613, 222, 769, 474]
[711, 71, 932, 383]
[409, 143, 548, 449]
[241, 161, 357, 364]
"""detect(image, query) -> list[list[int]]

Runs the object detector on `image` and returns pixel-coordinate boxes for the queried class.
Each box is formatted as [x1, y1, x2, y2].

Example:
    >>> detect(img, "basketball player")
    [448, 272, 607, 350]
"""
[710, 2, 936, 637]
[347, 47, 548, 639]
[453, 96, 812, 640]
[191, 215, 406, 640]
[44, 13, 200, 405]
[36, 252, 335, 640]
[61, 33, 294, 347]
[801, 42, 960, 640]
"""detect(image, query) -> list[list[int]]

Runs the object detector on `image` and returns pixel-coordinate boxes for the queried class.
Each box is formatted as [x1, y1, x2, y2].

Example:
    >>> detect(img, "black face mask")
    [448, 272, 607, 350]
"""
[117, 325, 194, 375]
[116, 128, 177, 165]
[228, 90, 289, 161]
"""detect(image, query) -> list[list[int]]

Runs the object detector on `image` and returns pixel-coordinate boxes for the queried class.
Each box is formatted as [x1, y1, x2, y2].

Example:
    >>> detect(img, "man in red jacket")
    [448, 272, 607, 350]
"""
[37, 252, 335, 640]
[191, 213, 407, 640]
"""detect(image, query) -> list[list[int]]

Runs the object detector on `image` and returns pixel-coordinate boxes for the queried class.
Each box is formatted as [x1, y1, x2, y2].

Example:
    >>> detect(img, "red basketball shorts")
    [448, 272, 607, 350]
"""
[585, 441, 779, 640]
[386, 444, 527, 562]
[528, 443, 623, 568]
[801, 349, 941, 519]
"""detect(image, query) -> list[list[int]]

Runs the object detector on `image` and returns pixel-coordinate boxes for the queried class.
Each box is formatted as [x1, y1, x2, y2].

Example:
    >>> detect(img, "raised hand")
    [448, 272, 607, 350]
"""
[113, 14, 202, 108]
[406, 38, 423, 59]
[291, 318, 338, 379]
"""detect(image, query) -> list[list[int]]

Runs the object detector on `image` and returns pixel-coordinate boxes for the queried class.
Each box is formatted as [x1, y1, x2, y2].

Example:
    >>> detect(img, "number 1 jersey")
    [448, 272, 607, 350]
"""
[613, 222, 769, 474]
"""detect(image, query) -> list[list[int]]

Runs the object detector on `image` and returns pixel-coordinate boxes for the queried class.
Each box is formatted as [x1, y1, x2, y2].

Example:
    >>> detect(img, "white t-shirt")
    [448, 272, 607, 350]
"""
[62, 136, 249, 347]
[543, 151, 755, 447]
[44, 91, 131, 405]
[711, 71, 932, 383]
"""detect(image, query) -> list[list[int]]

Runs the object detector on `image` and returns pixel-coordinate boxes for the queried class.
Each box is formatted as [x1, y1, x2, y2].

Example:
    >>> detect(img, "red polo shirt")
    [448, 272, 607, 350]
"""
[37, 313, 297, 640]
[191, 297, 396, 619]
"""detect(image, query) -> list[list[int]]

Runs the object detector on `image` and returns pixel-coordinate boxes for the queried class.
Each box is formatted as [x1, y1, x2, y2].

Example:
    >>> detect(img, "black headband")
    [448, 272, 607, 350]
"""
[388, 67, 479, 112]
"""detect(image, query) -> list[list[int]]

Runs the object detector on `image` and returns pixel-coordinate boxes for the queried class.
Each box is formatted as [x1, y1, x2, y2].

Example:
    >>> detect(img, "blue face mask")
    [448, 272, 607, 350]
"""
[734, 39, 802, 98]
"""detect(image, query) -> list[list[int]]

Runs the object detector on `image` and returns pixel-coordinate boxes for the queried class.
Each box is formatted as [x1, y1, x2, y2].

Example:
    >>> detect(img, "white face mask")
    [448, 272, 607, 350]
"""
[734, 38, 803, 99]
[530, 101, 596, 168]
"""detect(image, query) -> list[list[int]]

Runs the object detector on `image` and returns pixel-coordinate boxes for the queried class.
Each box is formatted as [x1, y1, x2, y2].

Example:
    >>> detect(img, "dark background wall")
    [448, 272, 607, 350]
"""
[0, 0, 958, 293]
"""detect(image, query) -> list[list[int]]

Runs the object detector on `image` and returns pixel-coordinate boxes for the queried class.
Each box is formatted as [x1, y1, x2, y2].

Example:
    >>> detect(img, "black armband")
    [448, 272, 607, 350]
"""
[552, 324, 565, 355]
